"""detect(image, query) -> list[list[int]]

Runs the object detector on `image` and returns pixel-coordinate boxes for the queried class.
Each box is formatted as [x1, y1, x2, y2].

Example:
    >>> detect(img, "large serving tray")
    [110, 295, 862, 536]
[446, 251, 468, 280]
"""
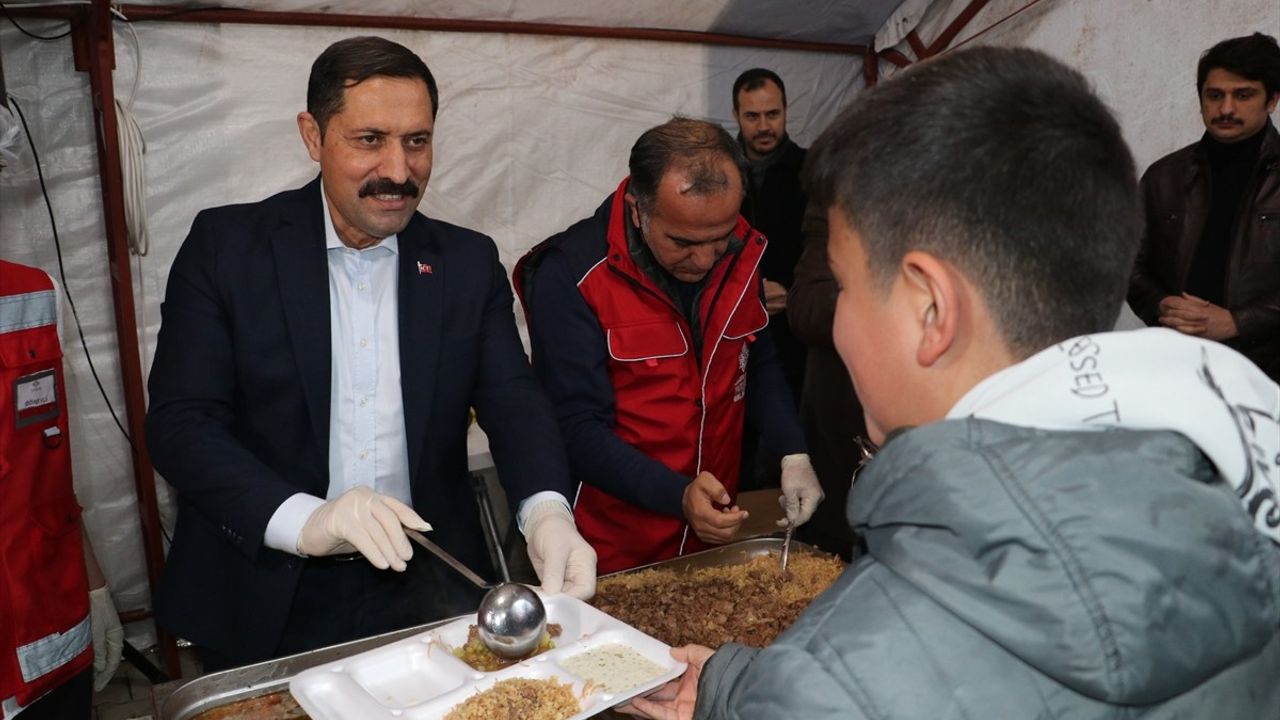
[600, 536, 823, 578]
[161, 620, 454, 719]
[160, 536, 817, 719]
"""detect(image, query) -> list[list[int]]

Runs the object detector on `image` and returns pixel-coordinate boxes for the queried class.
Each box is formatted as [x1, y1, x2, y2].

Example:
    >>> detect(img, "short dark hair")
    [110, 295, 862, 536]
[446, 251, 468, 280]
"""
[307, 36, 440, 135]
[628, 117, 748, 214]
[1197, 32, 1280, 100]
[807, 46, 1140, 357]
[732, 68, 787, 111]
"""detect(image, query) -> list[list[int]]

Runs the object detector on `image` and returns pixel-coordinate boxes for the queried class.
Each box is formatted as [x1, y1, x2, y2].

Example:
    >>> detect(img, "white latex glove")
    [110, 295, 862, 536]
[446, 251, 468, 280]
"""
[779, 453, 824, 527]
[297, 486, 431, 572]
[89, 585, 123, 692]
[524, 501, 597, 600]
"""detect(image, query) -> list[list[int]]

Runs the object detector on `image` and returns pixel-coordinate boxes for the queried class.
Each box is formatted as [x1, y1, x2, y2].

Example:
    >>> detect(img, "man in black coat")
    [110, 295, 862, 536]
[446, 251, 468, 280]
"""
[145, 36, 595, 669]
[732, 69, 809, 490]
[732, 69, 808, 399]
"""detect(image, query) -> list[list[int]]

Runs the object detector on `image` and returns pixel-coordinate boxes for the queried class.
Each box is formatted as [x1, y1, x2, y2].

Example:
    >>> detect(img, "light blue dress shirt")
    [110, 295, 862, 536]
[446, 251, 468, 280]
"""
[264, 190, 411, 552]
[264, 189, 571, 555]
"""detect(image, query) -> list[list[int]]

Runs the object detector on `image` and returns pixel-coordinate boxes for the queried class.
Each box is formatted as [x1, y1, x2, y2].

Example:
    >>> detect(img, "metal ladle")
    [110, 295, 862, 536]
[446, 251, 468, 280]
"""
[404, 529, 548, 659]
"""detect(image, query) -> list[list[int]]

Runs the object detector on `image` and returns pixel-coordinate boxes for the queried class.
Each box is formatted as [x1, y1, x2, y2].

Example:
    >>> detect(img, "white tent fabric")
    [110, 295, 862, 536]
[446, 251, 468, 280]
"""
[1, 0, 1277, 649]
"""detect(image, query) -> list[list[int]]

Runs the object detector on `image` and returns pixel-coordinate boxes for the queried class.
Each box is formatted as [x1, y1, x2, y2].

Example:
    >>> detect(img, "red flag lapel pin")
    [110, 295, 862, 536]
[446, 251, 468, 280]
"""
[417, 261, 433, 275]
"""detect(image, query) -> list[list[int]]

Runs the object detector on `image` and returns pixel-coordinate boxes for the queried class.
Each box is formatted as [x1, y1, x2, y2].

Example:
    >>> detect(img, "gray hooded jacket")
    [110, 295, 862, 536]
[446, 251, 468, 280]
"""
[696, 419, 1280, 719]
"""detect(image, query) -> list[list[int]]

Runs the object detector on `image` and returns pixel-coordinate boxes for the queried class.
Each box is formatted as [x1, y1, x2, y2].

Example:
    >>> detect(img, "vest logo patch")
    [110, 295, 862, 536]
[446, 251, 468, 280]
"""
[733, 344, 749, 402]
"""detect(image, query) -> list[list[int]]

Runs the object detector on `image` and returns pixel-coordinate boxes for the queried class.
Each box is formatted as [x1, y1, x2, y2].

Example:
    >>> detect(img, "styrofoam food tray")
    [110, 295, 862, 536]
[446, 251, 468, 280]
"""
[289, 590, 686, 719]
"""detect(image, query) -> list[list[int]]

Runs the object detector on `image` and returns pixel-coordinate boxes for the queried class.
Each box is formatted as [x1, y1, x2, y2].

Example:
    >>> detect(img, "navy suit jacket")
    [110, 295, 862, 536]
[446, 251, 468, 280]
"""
[145, 178, 570, 660]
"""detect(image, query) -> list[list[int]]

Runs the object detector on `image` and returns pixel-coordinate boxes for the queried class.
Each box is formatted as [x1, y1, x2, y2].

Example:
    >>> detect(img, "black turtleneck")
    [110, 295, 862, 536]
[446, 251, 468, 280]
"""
[1185, 125, 1268, 304]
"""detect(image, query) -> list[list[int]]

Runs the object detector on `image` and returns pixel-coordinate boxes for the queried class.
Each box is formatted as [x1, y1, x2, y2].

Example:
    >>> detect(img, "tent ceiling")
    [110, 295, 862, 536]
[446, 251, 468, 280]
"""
[121, 0, 910, 46]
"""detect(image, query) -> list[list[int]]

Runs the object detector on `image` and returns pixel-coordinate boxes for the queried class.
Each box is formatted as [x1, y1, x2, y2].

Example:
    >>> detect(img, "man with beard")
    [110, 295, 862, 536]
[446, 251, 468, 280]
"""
[146, 36, 595, 670]
[1130, 33, 1280, 381]
[731, 69, 807, 401]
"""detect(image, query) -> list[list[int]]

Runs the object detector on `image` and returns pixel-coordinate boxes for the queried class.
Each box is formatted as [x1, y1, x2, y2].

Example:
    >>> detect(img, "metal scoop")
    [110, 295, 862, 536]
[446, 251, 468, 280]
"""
[778, 495, 793, 574]
[404, 529, 548, 659]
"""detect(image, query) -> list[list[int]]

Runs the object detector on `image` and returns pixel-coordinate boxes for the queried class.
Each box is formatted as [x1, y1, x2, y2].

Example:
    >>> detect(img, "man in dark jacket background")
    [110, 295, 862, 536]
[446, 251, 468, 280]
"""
[731, 69, 809, 491]
[732, 68, 807, 400]
[1129, 32, 1280, 381]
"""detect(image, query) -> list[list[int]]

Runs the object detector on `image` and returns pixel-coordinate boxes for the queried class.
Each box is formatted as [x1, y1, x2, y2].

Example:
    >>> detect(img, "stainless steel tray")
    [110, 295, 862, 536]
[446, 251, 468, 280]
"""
[599, 536, 825, 578]
[161, 618, 456, 719]
[161, 537, 822, 719]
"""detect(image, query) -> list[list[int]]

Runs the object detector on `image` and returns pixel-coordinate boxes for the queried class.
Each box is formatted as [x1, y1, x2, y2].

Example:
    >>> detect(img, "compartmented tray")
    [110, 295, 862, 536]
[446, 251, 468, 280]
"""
[288, 591, 685, 720]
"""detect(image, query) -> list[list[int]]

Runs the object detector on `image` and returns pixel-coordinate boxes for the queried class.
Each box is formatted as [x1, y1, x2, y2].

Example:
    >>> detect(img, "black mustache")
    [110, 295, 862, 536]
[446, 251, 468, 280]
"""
[1213, 116, 1243, 125]
[359, 178, 420, 198]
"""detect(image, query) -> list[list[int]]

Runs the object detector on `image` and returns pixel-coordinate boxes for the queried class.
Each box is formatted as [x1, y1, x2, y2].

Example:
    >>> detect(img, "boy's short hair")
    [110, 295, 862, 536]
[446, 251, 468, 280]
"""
[1197, 32, 1280, 100]
[807, 46, 1140, 356]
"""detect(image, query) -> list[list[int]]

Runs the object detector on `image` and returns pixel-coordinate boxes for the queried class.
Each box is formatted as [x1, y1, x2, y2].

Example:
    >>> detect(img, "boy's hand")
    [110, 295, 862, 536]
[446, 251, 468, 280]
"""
[619, 644, 715, 720]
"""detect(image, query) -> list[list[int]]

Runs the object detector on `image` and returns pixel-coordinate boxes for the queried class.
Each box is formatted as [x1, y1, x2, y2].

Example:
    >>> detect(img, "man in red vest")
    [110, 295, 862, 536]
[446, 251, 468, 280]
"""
[516, 118, 821, 573]
[0, 259, 122, 719]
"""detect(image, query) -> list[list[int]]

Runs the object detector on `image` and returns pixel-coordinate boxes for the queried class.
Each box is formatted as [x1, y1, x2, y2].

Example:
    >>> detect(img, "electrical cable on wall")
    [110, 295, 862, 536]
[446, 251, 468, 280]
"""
[112, 5, 150, 257]
[0, 1, 74, 39]
[8, 94, 174, 545]
[8, 95, 136, 450]
[2, 2, 152, 256]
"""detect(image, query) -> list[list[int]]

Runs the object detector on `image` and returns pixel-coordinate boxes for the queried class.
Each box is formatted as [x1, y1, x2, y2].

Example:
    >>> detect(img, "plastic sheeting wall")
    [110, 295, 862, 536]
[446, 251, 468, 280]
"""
[0, 19, 860, 645]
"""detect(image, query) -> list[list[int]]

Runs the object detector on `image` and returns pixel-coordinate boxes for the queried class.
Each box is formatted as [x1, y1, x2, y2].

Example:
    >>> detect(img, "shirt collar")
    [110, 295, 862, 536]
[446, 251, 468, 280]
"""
[320, 181, 399, 255]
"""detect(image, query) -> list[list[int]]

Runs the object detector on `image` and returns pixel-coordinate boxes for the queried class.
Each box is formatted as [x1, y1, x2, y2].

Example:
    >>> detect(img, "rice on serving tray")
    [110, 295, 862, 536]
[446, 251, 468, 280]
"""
[443, 677, 580, 720]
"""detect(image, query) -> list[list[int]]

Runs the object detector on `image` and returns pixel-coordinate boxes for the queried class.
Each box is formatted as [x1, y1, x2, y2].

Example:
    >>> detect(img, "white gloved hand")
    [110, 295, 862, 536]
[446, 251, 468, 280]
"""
[524, 501, 597, 600]
[779, 453, 824, 527]
[89, 585, 124, 692]
[297, 486, 431, 572]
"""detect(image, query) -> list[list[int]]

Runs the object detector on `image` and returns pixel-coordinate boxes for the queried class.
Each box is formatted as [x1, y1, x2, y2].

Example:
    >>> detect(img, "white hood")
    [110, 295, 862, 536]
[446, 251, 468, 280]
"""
[949, 327, 1280, 544]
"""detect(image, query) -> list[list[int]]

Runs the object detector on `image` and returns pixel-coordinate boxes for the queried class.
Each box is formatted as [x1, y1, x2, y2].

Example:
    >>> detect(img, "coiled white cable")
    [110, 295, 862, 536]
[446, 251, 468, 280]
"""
[112, 5, 149, 257]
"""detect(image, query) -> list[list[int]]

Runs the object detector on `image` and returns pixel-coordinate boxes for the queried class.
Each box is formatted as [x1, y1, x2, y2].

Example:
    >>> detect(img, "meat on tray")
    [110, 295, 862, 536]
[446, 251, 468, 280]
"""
[590, 553, 844, 648]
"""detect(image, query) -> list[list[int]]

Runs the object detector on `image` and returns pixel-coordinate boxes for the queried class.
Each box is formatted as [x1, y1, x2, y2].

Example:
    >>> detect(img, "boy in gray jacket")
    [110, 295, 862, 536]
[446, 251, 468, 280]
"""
[626, 46, 1280, 720]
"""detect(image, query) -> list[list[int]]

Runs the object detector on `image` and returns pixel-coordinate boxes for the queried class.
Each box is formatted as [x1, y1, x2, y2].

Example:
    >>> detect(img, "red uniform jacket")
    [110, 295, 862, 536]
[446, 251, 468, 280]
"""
[518, 179, 803, 573]
[0, 260, 91, 711]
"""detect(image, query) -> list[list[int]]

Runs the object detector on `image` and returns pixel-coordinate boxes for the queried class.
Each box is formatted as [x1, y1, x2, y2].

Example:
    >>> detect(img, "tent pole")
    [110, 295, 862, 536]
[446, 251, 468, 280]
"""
[70, 0, 182, 681]
[926, 0, 993, 56]
[107, 4, 865, 55]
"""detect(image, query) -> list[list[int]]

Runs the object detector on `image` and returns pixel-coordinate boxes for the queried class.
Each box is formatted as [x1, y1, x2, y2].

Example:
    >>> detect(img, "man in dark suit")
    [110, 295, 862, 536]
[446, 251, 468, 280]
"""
[145, 36, 595, 669]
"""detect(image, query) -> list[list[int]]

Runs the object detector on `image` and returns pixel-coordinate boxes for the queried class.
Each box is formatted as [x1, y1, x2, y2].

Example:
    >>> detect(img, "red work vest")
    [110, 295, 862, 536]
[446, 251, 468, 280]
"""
[525, 181, 769, 573]
[0, 260, 91, 713]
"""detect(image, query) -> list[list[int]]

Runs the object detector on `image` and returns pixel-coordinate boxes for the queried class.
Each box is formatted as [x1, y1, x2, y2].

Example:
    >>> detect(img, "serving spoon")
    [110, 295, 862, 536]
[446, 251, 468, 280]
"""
[404, 528, 548, 659]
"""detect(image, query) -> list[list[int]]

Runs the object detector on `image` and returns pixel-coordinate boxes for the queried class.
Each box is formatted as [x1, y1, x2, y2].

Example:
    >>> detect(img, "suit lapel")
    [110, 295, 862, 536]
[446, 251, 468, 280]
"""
[272, 178, 332, 469]
[398, 213, 443, 488]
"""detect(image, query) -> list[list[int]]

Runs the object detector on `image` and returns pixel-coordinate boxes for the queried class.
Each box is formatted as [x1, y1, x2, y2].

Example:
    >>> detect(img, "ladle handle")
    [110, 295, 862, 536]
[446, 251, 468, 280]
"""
[405, 528, 493, 589]
[471, 473, 511, 583]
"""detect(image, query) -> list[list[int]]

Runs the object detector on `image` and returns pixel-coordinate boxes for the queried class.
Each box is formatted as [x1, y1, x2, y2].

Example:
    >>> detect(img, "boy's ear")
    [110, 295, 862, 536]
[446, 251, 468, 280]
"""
[900, 251, 958, 368]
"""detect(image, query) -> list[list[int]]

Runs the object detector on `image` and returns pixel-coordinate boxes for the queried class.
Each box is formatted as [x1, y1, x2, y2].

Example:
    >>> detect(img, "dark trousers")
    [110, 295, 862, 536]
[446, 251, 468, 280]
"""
[201, 552, 483, 672]
[20, 666, 92, 720]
